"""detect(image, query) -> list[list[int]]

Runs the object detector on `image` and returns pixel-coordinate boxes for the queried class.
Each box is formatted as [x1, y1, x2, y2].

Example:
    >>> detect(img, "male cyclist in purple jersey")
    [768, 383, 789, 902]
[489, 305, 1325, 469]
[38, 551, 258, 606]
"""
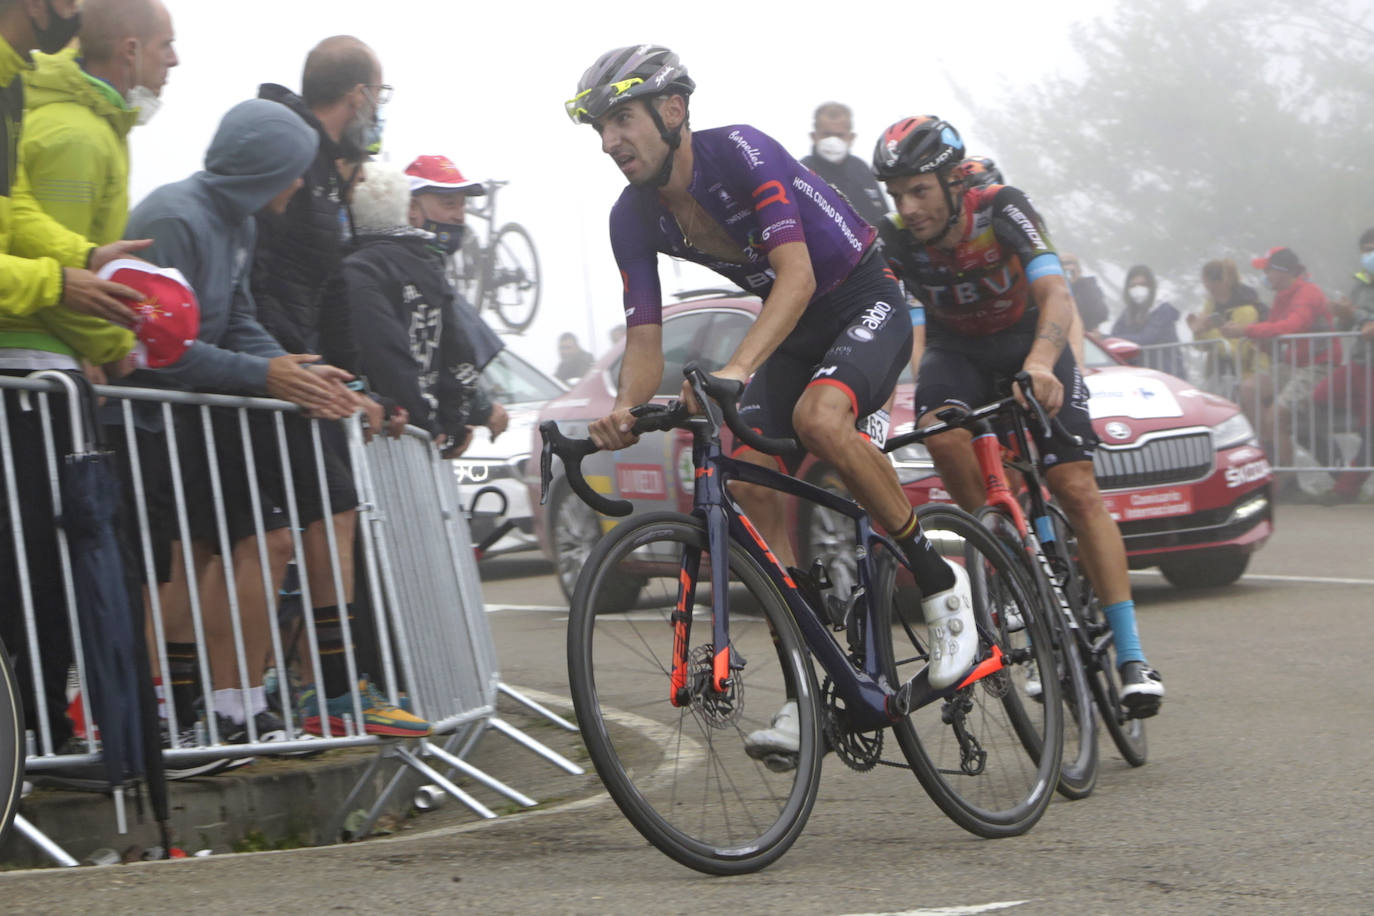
[567, 46, 978, 758]
[872, 115, 1164, 715]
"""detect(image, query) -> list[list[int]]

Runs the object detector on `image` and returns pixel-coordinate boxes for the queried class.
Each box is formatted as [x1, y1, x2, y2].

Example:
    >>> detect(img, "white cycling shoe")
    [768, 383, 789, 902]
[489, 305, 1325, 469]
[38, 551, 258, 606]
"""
[744, 699, 800, 770]
[922, 560, 978, 689]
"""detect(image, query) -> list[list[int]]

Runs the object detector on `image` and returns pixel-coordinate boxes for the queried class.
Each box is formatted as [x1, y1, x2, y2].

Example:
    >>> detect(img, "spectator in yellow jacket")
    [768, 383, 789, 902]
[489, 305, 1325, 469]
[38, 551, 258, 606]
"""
[1186, 258, 1268, 390]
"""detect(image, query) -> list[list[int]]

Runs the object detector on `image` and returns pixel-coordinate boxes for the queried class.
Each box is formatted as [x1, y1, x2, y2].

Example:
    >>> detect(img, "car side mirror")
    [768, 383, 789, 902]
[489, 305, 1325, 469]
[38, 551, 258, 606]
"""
[1101, 336, 1142, 366]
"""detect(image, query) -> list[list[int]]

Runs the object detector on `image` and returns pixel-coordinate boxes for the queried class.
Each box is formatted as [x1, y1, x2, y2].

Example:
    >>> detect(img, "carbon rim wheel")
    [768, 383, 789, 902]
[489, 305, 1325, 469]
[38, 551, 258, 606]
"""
[0, 638, 23, 844]
[878, 504, 1061, 838]
[567, 512, 823, 875]
[1045, 505, 1147, 767]
[488, 223, 541, 333]
[979, 507, 1098, 800]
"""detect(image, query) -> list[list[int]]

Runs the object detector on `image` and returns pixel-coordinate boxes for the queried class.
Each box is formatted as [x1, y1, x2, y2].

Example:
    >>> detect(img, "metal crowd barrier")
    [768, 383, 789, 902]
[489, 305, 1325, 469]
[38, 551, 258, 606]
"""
[1, 372, 580, 866]
[1130, 331, 1372, 478]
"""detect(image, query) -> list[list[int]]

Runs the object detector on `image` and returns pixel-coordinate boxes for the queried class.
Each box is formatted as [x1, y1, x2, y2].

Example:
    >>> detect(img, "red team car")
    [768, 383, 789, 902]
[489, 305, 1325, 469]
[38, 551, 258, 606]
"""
[531, 292, 1274, 604]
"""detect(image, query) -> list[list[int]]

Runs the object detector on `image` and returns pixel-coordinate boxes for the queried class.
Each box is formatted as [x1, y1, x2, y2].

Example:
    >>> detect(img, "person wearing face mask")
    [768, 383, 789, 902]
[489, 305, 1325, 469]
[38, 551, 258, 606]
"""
[324, 162, 504, 459]
[1111, 264, 1183, 377]
[799, 101, 888, 227]
[1186, 259, 1266, 387]
[21, 0, 176, 248]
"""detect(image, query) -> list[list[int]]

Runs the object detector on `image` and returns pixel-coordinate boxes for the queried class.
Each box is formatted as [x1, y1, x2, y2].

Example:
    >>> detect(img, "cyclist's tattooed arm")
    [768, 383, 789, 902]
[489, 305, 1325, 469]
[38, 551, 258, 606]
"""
[1021, 272, 1077, 415]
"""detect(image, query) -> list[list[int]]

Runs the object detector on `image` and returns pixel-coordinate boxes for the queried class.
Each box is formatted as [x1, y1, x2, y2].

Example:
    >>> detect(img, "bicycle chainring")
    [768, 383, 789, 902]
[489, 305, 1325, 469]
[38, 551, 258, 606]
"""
[689, 644, 743, 729]
[821, 675, 883, 772]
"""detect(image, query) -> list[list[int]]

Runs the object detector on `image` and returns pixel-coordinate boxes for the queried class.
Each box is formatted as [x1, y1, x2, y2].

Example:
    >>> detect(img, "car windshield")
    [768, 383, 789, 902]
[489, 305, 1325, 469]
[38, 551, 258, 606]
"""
[1082, 337, 1114, 368]
[480, 349, 565, 404]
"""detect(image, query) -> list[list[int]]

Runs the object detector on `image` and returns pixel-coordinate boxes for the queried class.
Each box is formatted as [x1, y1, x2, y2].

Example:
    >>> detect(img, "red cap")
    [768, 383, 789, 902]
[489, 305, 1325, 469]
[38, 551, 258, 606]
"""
[99, 259, 200, 368]
[404, 155, 486, 195]
[1251, 246, 1303, 274]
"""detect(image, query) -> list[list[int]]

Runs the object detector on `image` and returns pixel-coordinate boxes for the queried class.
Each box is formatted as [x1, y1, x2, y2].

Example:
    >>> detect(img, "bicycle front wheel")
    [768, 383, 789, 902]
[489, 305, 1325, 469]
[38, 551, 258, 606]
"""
[877, 504, 1061, 838]
[567, 511, 823, 875]
[979, 506, 1099, 800]
[487, 223, 541, 332]
[0, 636, 24, 844]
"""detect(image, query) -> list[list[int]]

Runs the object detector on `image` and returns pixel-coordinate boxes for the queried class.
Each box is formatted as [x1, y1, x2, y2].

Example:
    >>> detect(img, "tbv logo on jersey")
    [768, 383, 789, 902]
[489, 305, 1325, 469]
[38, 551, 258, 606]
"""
[846, 300, 894, 342]
[919, 265, 1015, 307]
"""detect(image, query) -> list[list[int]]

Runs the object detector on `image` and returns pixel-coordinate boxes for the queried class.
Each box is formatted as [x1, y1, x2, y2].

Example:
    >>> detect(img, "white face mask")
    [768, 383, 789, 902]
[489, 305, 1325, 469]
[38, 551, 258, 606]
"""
[124, 41, 162, 126]
[126, 84, 161, 125]
[815, 136, 849, 164]
[1127, 285, 1150, 306]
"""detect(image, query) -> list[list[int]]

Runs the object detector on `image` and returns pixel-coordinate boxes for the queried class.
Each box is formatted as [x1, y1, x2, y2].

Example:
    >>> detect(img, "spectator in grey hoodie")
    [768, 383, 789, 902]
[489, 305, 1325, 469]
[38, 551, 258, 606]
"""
[122, 98, 356, 739]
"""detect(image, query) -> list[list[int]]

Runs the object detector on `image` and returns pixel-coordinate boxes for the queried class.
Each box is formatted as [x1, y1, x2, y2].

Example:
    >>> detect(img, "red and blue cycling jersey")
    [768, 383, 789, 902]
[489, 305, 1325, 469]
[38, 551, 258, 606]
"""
[609, 124, 877, 328]
[878, 184, 1063, 340]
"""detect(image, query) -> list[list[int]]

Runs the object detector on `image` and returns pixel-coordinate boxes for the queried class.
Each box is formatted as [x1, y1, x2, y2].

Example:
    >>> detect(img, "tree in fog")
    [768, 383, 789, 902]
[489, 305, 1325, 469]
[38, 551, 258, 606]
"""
[958, 0, 1374, 302]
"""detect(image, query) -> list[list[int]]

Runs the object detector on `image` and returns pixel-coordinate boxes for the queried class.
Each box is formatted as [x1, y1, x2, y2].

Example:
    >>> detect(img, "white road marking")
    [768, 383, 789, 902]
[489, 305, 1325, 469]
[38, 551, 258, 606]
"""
[839, 903, 1029, 916]
[1132, 570, 1374, 587]
[485, 604, 568, 613]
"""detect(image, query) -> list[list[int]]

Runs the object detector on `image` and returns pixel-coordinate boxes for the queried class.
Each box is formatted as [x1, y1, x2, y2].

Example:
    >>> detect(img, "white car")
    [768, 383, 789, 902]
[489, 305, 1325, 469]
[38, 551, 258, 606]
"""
[450, 348, 566, 558]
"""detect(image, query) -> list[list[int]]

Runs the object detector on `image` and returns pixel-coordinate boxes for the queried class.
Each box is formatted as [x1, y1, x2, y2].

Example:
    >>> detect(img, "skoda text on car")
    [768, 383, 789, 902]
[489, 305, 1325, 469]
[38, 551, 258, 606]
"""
[530, 292, 1274, 601]
[451, 348, 566, 559]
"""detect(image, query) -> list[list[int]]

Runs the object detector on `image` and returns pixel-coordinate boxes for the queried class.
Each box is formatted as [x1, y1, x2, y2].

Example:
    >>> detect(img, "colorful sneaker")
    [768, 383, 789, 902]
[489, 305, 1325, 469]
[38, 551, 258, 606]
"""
[300, 677, 431, 738]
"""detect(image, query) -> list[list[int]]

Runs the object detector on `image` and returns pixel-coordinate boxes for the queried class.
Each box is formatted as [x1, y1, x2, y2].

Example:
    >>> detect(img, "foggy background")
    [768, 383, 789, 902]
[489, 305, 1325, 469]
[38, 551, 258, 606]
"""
[127, 0, 1374, 368]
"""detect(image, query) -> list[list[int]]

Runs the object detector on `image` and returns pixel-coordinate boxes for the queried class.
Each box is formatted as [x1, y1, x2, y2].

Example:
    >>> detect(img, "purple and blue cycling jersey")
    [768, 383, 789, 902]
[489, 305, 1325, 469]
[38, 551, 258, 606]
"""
[609, 124, 877, 328]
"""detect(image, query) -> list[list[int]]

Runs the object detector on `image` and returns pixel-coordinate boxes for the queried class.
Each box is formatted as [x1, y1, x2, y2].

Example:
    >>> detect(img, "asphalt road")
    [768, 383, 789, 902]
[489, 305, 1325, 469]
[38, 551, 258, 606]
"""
[4, 504, 1373, 915]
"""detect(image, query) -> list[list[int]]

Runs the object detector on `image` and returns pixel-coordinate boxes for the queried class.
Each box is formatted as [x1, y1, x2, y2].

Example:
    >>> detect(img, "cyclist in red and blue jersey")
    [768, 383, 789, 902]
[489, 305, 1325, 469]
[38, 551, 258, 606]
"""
[873, 116, 1164, 715]
[567, 46, 982, 757]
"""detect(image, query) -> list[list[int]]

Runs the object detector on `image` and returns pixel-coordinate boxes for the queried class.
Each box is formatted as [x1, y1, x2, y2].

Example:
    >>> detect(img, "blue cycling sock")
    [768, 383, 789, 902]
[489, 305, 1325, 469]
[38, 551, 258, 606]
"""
[1103, 600, 1146, 667]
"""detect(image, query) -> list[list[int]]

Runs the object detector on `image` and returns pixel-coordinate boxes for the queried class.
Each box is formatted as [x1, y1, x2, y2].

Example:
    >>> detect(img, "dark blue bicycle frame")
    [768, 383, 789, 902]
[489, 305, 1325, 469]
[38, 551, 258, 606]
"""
[675, 427, 955, 732]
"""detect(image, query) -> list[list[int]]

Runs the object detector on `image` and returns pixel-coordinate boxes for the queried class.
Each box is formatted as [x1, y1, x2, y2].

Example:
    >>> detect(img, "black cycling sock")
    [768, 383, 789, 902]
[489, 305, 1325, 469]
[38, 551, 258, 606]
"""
[165, 641, 201, 728]
[893, 511, 956, 595]
[314, 604, 353, 698]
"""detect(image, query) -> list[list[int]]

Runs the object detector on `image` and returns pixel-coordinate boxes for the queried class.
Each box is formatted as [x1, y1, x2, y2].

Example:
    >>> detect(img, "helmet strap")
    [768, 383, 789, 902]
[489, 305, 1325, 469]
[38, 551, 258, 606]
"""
[645, 99, 683, 188]
[937, 172, 965, 240]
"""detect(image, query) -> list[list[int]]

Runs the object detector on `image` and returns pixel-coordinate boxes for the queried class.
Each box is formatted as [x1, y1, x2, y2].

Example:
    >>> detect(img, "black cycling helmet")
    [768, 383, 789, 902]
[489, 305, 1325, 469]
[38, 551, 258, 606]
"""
[955, 156, 1004, 189]
[873, 115, 967, 235]
[567, 45, 695, 187]
[871, 116, 964, 181]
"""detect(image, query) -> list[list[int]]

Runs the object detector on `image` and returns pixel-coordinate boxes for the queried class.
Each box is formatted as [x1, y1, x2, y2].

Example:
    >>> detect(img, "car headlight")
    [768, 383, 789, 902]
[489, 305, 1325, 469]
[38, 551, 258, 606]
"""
[1211, 413, 1256, 450]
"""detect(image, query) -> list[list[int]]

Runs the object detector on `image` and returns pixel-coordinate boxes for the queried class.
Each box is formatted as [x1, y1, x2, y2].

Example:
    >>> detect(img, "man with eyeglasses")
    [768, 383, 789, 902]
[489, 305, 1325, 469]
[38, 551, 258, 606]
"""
[243, 35, 425, 738]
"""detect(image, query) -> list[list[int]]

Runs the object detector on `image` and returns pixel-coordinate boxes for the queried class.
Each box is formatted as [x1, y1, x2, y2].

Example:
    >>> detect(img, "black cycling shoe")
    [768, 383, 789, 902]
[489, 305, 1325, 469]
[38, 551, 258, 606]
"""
[1119, 661, 1164, 718]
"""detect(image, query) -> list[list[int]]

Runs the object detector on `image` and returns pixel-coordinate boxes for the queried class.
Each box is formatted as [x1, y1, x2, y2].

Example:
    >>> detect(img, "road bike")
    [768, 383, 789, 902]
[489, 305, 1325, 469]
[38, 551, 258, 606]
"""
[886, 373, 1147, 781]
[540, 363, 1063, 875]
[1, 635, 23, 845]
[453, 180, 541, 333]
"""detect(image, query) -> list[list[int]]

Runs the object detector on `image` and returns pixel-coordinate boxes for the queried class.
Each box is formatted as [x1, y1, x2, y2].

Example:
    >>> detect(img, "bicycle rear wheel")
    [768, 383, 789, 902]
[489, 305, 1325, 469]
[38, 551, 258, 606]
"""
[1046, 506, 1148, 767]
[567, 511, 823, 875]
[487, 223, 541, 333]
[979, 506, 1099, 800]
[876, 504, 1061, 838]
[0, 636, 24, 844]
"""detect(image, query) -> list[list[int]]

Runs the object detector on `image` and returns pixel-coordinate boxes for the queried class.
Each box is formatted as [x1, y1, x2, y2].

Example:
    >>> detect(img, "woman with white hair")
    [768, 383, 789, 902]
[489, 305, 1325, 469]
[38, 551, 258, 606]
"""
[322, 162, 497, 456]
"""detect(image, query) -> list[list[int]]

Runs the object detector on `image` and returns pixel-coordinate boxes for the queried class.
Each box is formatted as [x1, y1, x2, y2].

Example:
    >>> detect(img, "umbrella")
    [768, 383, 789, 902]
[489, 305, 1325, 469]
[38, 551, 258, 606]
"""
[34, 371, 144, 794]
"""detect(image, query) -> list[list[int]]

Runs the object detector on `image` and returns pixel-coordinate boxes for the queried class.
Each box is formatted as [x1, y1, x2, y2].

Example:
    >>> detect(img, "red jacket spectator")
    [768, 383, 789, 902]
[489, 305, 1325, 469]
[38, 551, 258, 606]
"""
[1243, 254, 1339, 367]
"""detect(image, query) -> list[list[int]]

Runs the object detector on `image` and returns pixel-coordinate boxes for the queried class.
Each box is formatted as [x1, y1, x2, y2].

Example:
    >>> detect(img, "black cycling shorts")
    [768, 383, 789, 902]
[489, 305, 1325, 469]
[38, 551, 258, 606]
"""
[737, 250, 912, 472]
[914, 334, 1099, 468]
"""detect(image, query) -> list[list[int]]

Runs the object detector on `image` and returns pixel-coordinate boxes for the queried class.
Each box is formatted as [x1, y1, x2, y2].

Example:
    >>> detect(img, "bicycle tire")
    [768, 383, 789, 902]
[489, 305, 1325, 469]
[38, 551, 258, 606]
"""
[979, 506, 1099, 800]
[876, 504, 1061, 838]
[0, 637, 23, 845]
[487, 223, 541, 333]
[567, 511, 823, 875]
[1046, 506, 1148, 767]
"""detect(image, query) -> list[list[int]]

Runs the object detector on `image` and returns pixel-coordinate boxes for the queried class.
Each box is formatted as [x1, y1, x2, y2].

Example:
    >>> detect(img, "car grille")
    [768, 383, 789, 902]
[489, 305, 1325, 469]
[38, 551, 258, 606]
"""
[1093, 431, 1213, 490]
